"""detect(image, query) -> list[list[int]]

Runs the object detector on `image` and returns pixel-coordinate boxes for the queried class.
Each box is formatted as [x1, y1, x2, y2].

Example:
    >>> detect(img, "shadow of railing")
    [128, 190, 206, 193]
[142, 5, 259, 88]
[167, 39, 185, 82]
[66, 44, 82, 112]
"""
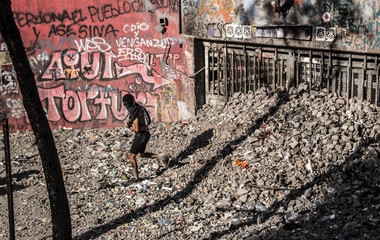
[170, 128, 214, 167]
[203, 136, 379, 240]
[0, 169, 40, 196]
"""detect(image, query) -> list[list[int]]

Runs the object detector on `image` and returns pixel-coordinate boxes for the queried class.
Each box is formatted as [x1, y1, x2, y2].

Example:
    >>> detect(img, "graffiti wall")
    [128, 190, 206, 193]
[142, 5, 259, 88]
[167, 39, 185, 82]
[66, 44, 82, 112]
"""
[181, 0, 380, 52]
[0, 0, 195, 131]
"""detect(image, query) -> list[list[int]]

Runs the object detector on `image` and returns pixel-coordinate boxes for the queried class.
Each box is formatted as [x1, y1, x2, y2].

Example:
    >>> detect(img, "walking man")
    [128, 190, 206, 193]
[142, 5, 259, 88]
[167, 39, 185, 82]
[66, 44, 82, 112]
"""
[123, 94, 168, 180]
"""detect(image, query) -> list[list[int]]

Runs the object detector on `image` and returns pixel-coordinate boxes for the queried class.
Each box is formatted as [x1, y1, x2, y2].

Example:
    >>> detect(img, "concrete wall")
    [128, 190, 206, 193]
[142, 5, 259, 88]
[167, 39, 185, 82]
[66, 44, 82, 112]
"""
[182, 0, 380, 52]
[2, 0, 379, 131]
[0, 0, 195, 131]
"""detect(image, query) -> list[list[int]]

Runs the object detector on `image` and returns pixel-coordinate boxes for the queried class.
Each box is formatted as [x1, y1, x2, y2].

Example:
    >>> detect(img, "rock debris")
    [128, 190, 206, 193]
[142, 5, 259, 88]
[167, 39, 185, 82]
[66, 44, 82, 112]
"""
[1, 84, 380, 239]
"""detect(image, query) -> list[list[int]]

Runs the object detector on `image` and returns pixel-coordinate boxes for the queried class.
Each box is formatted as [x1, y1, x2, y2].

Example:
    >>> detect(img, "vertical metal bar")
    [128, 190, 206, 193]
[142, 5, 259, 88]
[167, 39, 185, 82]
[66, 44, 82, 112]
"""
[265, 58, 269, 87]
[259, 49, 262, 89]
[254, 53, 257, 92]
[347, 54, 352, 102]
[350, 54, 354, 99]
[273, 48, 277, 90]
[320, 52, 324, 91]
[365, 56, 370, 102]
[244, 46, 247, 93]
[280, 59, 284, 89]
[240, 52, 244, 92]
[277, 58, 281, 89]
[263, 57, 266, 88]
[277, 58, 280, 89]
[204, 44, 210, 103]
[3, 118, 15, 240]
[376, 58, 379, 106]
[295, 49, 301, 88]
[266, 56, 271, 86]
[309, 50, 312, 92]
[328, 52, 332, 93]
[296, 50, 300, 87]
[338, 68, 342, 97]
[286, 53, 293, 91]
[239, 50, 242, 93]
[217, 46, 221, 96]
[248, 53, 251, 92]
[342, 59, 346, 98]
[211, 47, 215, 94]
[232, 50, 235, 94]
[359, 56, 365, 101]
[224, 43, 228, 101]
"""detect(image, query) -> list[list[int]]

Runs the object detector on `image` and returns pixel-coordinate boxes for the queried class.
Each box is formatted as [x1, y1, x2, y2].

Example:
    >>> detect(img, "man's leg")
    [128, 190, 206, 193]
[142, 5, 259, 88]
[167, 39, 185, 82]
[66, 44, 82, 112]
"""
[137, 152, 157, 158]
[137, 132, 157, 159]
[129, 152, 139, 179]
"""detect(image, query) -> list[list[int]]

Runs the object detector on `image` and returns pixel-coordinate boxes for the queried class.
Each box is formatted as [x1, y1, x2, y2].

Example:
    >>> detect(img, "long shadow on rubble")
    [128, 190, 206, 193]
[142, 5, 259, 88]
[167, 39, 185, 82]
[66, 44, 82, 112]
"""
[154, 128, 214, 178]
[204, 137, 380, 239]
[171, 128, 214, 166]
[0, 169, 40, 196]
[74, 90, 290, 239]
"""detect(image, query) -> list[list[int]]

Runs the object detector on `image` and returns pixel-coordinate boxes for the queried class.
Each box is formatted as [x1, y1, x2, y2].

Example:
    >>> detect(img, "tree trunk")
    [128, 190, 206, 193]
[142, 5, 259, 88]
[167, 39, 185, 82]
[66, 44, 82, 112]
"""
[0, 1, 72, 239]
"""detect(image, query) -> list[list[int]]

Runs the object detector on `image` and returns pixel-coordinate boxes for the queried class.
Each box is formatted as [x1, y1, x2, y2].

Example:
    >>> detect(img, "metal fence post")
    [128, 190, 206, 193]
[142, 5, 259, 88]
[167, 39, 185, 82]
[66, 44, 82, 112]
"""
[2, 118, 15, 240]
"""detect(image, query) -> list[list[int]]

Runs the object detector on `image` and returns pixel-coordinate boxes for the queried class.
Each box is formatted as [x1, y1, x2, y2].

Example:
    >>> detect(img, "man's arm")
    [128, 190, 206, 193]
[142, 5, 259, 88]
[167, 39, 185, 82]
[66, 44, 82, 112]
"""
[130, 117, 139, 132]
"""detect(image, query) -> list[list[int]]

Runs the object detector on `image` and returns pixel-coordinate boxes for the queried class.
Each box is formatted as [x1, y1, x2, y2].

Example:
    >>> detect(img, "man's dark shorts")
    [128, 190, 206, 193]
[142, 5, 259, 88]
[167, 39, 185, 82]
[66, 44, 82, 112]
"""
[130, 131, 151, 154]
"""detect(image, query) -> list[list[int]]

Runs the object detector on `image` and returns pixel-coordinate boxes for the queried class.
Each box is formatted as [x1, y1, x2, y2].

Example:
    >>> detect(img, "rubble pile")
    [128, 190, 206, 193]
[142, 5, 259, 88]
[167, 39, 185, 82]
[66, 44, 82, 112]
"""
[1, 84, 380, 240]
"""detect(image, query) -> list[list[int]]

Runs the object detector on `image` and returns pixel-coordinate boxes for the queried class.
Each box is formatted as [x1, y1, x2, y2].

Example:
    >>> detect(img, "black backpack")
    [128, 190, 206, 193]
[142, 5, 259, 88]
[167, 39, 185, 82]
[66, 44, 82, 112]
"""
[141, 105, 151, 126]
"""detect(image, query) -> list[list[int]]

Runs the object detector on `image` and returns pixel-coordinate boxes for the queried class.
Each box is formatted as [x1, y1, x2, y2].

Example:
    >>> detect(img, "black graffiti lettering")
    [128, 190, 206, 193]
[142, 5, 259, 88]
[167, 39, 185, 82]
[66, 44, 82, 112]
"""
[60, 10, 71, 23]
[14, 9, 87, 28]
[25, 13, 36, 27]
[112, 1, 132, 16]
[122, 1, 132, 14]
[83, 66, 94, 75]
[50, 11, 70, 24]
[151, 0, 179, 13]
[77, 24, 119, 39]
[79, 25, 88, 39]
[132, 0, 145, 12]
[66, 24, 76, 37]
[43, 12, 53, 24]
[105, 24, 119, 37]
[48, 24, 65, 37]
[32, 27, 41, 43]
[111, 5, 121, 17]
[88, 6, 99, 22]
[17, 124, 28, 131]
[206, 23, 223, 38]
[67, 54, 76, 62]
[88, 2, 134, 23]
[217, 23, 223, 37]
[48, 24, 77, 37]
[34, 13, 43, 24]
[14, 13, 27, 27]
[71, 9, 87, 24]
[9, 124, 16, 132]
[103, 4, 112, 19]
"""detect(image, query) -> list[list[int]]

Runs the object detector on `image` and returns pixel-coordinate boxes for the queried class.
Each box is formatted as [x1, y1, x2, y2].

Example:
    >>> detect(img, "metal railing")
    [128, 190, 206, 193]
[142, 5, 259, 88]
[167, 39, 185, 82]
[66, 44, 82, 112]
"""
[203, 41, 380, 106]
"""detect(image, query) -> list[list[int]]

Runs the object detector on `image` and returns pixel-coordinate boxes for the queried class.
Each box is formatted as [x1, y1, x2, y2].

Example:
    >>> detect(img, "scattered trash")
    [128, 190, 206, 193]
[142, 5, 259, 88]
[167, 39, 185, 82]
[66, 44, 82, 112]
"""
[1, 87, 379, 239]
[157, 219, 173, 226]
[162, 186, 173, 191]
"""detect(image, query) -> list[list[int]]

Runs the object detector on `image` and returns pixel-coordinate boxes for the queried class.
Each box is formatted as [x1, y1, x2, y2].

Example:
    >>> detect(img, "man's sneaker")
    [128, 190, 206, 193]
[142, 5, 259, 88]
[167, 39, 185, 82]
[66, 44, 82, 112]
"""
[133, 171, 140, 180]
[158, 154, 170, 169]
